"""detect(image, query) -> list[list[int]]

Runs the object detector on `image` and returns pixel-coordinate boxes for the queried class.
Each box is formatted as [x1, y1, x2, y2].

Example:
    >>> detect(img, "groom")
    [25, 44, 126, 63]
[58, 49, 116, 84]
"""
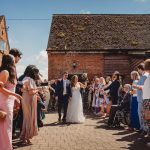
[55, 72, 72, 123]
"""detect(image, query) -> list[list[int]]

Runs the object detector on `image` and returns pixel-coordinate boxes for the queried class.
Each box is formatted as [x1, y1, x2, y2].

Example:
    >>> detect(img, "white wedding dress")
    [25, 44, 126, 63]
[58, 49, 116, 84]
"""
[66, 82, 85, 123]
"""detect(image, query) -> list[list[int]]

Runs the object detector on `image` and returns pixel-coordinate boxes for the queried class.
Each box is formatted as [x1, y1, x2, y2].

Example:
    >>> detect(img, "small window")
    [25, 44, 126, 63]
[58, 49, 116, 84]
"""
[0, 39, 6, 51]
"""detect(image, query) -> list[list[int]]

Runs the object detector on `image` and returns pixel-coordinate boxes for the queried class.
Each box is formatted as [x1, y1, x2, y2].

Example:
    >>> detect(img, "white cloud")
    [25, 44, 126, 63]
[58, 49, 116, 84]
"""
[36, 50, 48, 64]
[36, 50, 48, 80]
[80, 10, 91, 14]
[16, 50, 48, 81]
[16, 64, 26, 78]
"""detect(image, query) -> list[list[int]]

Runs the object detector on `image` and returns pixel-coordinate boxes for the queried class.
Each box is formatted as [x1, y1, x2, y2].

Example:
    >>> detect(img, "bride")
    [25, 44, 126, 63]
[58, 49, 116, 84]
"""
[66, 75, 86, 123]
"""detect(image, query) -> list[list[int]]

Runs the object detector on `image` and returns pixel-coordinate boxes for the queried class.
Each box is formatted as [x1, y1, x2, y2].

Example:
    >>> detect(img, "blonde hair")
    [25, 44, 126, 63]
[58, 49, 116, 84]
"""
[131, 71, 140, 80]
[124, 84, 131, 91]
[99, 77, 106, 85]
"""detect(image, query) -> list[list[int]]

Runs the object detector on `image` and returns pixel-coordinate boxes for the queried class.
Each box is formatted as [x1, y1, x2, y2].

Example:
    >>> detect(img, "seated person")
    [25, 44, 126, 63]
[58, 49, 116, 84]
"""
[107, 84, 131, 126]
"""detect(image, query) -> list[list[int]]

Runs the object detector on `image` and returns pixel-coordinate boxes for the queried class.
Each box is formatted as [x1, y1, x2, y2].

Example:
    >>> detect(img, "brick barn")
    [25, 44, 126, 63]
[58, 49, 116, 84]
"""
[47, 14, 150, 83]
[0, 15, 10, 65]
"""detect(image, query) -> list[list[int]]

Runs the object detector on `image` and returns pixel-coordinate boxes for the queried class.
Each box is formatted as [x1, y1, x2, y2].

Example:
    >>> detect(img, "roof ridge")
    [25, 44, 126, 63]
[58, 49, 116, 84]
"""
[53, 14, 150, 16]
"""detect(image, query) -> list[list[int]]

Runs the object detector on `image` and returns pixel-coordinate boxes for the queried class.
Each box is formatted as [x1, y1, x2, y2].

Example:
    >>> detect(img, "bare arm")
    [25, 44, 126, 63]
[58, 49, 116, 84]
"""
[132, 84, 143, 90]
[0, 70, 22, 100]
[79, 82, 87, 89]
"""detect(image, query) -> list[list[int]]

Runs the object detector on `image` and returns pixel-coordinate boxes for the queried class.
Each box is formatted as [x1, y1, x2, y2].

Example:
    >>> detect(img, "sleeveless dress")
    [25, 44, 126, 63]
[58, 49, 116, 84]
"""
[66, 82, 85, 123]
[0, 81, 16, 150]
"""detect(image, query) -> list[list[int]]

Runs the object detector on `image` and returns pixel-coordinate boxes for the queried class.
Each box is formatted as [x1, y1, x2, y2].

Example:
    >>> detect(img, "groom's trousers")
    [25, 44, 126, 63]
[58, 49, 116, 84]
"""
[58, 95, 68, 121]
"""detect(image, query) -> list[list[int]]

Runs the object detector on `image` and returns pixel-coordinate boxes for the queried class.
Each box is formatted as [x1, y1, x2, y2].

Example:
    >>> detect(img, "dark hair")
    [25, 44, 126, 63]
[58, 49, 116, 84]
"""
[114, 73, 120, 80]
[144, 59, 150, 71]
[9, 48, 22, 57]
[137, 63, 145, 71]
[25, 65, 40, 80]
[24, 65, 36, 76]
[0, 54, 16, 84]
[63, 71, 68, 75]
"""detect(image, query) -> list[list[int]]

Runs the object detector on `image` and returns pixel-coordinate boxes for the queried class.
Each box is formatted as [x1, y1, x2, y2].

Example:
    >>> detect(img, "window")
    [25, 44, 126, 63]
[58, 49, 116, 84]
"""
[0, 39, 6, 51]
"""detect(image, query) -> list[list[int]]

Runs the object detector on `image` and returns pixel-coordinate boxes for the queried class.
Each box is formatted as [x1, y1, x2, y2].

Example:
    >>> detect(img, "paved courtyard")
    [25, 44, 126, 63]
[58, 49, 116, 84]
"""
[13, 113, 150, 150]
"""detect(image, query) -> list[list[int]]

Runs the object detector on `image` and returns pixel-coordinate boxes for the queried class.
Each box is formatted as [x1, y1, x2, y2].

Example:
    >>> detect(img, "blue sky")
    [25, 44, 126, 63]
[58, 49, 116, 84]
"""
[1, 0, 150, 79]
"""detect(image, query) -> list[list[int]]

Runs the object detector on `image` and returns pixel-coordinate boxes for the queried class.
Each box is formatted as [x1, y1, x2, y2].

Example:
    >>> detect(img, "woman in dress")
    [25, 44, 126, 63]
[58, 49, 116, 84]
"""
[128, 71, 140, 131]
[20, 65, 40, 144]
[142, 59, 150, 147]
[91, 77, 100, 114]
[66, 75, 86, 123]
[104, 76, 112, 115]
[98, 77, 106, 116]
[0, 54, 22, 150]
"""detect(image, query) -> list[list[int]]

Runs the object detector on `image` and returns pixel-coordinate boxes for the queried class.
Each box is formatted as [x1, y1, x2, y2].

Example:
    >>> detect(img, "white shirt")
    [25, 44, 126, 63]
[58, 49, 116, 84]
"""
[143, 74, 150, 99]
[63, 79, 67, 95]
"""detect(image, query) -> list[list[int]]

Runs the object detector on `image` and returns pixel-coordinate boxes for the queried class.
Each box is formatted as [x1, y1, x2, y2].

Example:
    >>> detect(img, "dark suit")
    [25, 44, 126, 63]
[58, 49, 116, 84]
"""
[107, 92, 131, 126]
[55, 79, 72, 121]
[104, 80, 120, 105]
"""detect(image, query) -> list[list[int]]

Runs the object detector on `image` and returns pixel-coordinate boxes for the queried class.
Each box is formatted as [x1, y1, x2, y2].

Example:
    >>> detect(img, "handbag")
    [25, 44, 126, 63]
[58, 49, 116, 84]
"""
[143, 109, 150, 121]
[0, 109, 7, 119]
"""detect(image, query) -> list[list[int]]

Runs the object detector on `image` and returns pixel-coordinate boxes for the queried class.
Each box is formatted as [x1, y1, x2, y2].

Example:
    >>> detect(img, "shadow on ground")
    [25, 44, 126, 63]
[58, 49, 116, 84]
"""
[86, 112, 150, 150]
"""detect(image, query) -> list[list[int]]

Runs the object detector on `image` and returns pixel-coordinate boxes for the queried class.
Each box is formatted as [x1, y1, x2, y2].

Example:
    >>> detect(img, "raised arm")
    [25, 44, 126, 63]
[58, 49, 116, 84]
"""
[79, 82, 87, 89]
[104, 82, 112, 91]
[0, 70, 22, 100]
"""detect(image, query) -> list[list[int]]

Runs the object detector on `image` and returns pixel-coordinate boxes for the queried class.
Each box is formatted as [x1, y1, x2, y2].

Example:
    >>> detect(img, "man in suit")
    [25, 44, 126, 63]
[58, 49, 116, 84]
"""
[107, 84, 131, 126]
[55, 72, 72, 123]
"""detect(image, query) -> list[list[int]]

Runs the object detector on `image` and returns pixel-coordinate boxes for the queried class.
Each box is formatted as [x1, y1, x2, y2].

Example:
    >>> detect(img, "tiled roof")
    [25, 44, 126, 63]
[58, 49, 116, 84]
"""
[47, 14, 150, 51]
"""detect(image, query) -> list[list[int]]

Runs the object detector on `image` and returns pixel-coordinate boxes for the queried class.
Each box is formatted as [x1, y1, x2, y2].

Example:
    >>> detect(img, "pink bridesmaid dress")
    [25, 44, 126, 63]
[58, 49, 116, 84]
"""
[0, 82, 16, 150]
[20, 77, 38, 140]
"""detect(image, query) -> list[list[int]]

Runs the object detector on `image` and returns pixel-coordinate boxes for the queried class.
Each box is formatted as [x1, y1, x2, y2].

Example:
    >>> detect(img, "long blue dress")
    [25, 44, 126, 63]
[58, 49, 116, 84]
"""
[129, 80, 140, 129]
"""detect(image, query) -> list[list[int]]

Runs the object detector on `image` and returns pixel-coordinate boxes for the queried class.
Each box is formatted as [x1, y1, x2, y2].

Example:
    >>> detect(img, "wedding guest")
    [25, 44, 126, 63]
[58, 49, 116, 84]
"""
[107, 84, 131, 126]
[9, 48, 22, 65]
[142, 59, 150, 147]
[37, 92, 45, 128]
[104, 72, 120, 105]
[98, 77, 106, 116]
[91, 77, 100, 114]
[132, 63, 149, 134]
[9, 48, 23, 137]
[13, 65, 36, 137]
[0, 54, 22, 150]
[47, 79, 57, 112]
[80, 73, 89, 112]
[104, 76, 112, 114]
[20, 65, 40, 144]
[128, 71, 140, 131]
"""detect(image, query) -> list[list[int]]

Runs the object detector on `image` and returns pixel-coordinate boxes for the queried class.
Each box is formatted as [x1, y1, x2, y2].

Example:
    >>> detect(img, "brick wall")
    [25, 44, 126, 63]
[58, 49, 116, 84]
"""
[0, 18, 8, 43]
[0, 16, 9, 66]
[48, 52, 145, 83]
[48, 53, 104, 80]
